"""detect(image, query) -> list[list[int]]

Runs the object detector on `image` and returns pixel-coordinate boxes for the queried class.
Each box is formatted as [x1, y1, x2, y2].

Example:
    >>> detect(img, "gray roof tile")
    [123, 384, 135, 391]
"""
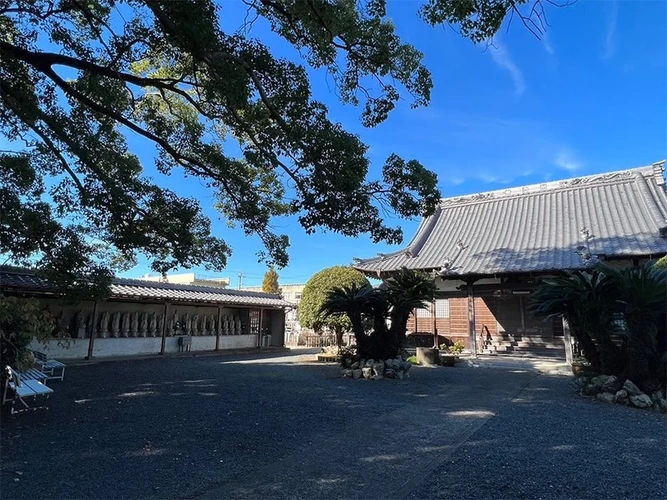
[0, 269, 292, 308]
[354, 162, 667, 276]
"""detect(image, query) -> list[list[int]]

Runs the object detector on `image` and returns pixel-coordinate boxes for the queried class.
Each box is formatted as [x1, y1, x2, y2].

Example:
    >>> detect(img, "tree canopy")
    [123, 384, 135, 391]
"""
[262, 268, 280, 294]
[299, 265, 369, 336]
[1, 0, 562, 297]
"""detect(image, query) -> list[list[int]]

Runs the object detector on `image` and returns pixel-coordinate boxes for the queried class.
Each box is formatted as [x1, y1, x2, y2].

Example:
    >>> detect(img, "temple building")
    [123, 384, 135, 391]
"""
[353, 161, 667, 360]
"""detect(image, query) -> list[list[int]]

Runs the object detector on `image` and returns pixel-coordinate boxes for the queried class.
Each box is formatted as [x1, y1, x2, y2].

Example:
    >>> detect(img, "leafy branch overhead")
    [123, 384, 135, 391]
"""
[0, 0, 562, 294]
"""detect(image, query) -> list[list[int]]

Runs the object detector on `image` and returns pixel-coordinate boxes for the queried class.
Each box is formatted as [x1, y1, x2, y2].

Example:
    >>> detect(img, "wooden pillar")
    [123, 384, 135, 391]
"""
[160, 302, 170, 355]
[86, 301, 99, 360]
[467, 282, 477, 358]
[215, 305, 222, 351]
[432, 299, 438, 348]
[562, 316, 573, 365]
[413, 308, 418, 333]
[258, 308, 264, 348]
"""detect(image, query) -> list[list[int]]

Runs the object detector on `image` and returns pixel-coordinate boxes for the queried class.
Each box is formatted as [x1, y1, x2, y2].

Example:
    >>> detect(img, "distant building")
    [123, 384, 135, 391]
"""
[242, 283, 305, 345]
[138, 272, 231, 289]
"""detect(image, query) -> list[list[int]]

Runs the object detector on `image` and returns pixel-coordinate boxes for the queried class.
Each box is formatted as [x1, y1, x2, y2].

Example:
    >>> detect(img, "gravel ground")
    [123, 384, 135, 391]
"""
[408, 375, 667, 500]
[1, 350, 664, 500]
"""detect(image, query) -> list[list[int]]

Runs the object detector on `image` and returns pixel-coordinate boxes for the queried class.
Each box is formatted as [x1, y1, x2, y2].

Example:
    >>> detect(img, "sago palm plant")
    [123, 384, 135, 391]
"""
[529, 270, 620, 373]
[598, 261, 667, 385]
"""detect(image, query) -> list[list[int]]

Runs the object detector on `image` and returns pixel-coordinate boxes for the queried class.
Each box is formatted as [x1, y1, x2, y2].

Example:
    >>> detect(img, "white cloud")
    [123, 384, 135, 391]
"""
[554, 149, 582, 172]
[543, 31, 555, 56]
[488, 39, 526, 96]
[602, 1, 618, 60]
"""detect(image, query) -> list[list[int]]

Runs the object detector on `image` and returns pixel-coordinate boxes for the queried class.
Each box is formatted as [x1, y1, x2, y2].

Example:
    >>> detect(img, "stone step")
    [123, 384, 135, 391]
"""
[479, 348, 565, 359]
[484, 341, 564, 349]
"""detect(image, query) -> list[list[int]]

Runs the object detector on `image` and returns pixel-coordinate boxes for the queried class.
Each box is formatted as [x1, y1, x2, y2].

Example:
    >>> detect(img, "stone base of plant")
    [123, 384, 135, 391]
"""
[577, 375, 667, 413]
[341, 357, 412, 380]
[317, 354, 341, 363]
[439, 354, 458, 367]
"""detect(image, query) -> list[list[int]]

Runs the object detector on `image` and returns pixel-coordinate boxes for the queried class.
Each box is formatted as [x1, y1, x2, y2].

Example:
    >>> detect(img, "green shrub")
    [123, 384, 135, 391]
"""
[406, 355, 418, 365]
[448, 340, 465, 355]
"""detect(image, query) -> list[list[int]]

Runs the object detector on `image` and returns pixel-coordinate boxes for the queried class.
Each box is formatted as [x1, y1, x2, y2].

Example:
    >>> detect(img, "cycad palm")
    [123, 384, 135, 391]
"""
[530, 270, 619, 373]
[598, 261, 667, 384]
[320, 283, 374, 349]
[385, 268, 437, 349]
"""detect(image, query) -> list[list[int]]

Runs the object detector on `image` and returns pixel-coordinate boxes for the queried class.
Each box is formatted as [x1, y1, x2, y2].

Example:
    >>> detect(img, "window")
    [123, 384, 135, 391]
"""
[435, 299, 450, 318]
[416, 305, 431, 318]
[416, 300, 449, 318]
[295, 292, 302, 300]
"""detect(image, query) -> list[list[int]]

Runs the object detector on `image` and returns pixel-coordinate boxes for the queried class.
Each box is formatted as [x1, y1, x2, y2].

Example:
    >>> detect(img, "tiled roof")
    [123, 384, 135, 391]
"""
[0, 268, 292, 308]
[354, 162, 667, 277]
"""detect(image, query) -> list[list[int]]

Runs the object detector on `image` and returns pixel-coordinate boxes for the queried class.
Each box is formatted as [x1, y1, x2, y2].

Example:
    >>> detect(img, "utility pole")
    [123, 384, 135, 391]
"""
[237, 271, 245, 290]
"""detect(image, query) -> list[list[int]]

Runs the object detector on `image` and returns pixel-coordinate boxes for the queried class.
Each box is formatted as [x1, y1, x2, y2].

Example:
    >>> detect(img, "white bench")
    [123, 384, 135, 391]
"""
[3, 366, 54, 414]
[31, 350, 66, 381]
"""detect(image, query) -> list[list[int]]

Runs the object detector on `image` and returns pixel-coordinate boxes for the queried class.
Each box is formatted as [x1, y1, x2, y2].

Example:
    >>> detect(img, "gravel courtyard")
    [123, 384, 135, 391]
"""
[1, 350, 665, 500]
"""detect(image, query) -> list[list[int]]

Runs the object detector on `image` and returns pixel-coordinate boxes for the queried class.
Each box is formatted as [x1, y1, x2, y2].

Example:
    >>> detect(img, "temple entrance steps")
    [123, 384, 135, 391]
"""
[480, 334, 566, 359]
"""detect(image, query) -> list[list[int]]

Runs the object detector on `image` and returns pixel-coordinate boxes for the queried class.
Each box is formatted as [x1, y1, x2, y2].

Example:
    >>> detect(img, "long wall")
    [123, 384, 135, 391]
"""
[28, 297, 284, 360]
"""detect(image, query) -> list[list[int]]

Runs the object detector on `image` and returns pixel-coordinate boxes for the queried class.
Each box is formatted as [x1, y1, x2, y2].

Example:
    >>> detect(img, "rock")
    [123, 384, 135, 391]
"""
[623, 380, 642, 396]
[656, 398, 667, 414]
[350, 361, 360, 370]
[614, 389, 628, 404]
[581, 384, 600, 396]
[359, 359, 366, 369]
[589, 377, 604, 390]
[596, 392, 616, 404]
[365, 359, 374, 368]
[650, 390, 665, 403]
[600, 375, 620, 393]
[373, 361, 384, 377]
[396, 371, 404, 380]
[403, 361, 412, 372]
[384, 359, 393, 369]
[341, 369, 353, 378]
[352, 369, 362, 380]
[385, 369, 395, 378]
[629, 393, 653, 409]
[371, 374, 383, 380]
[362, 367, 373, 379]
[344, 358, 353, 368]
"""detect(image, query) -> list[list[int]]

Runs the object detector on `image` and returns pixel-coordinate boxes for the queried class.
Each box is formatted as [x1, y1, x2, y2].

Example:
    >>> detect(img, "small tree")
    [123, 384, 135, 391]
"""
[320, 268, 435, 359]
[299, 267, 370, 347]
[0, 296, 57, 378]
[262, 268, 280, 294]
[599, 262, 667, 386]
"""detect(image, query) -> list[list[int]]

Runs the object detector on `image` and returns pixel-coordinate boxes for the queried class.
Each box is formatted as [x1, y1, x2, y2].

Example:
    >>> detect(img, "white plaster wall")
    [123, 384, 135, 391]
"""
[191, 336, 216, 351]
[218, 335, 257, 349]
[93, 337, 162, 357]
[30, 338, 90, 360]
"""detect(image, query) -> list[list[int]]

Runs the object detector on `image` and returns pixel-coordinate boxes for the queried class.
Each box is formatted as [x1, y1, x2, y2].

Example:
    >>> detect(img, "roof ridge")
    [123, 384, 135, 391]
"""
[113, 276, 281, 297]
[440, 163, 664, 207]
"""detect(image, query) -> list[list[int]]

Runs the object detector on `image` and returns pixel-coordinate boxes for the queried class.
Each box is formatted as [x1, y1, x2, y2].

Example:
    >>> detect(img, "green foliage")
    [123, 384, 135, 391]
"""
[447, 340, 466, 355]
[655, 255, 667, 269]
[597, 262, 667, 385]
[262, 268, 280, 294]
[531, 262, 667, 388]
[0, 0, 563, 299]
[529, 270, 621, 374]
[319, 267, 435, 359]
[406, 355, 418, 365]
[0, 296, 57, 372]
[299, 266, 369, 341]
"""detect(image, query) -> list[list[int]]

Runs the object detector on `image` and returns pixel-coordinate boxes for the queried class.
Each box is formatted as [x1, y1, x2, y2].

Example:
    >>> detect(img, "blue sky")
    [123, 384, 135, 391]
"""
[8, 1, 665, 287]
[131, 0, 667, 287]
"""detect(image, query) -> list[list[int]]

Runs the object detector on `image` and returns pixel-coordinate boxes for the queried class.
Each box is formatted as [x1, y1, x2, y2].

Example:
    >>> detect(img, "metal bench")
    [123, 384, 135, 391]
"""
[3, 366, 54, 414]
[31, 350, 66, 381]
